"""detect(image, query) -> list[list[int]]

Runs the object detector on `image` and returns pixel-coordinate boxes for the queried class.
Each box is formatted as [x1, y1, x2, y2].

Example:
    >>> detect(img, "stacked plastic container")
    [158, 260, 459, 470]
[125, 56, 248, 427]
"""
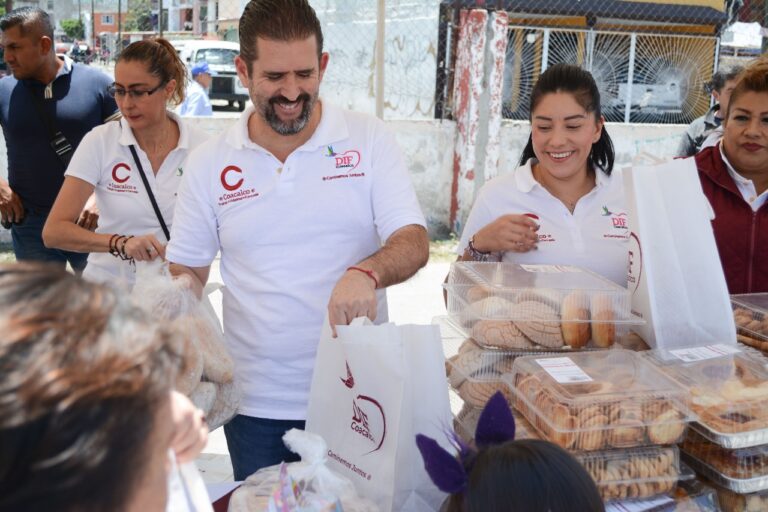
[732, 293, 768, 354]
[444, 262, 642, 351]
[507, 349, 694, 502]
[642, 345, 768, 511]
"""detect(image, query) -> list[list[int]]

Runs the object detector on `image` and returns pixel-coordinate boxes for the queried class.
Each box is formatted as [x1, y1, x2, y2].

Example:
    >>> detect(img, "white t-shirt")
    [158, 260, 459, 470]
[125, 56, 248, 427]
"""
[179, 80, 213, 117]
[65, 112, 209, 284]
[458, 159, 630, 286]
[719, 142, 768, 211]
[166, 102, 426, 420]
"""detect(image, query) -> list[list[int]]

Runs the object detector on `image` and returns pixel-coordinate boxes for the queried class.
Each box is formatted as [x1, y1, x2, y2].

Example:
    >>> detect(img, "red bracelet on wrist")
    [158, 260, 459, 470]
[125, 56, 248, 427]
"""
[347, 266, 379, 289]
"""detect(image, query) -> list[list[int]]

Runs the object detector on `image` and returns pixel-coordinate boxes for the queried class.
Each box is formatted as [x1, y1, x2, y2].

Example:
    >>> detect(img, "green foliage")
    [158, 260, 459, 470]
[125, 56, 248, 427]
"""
[125, 0, 153, 32]
[61, 19, 85, 40]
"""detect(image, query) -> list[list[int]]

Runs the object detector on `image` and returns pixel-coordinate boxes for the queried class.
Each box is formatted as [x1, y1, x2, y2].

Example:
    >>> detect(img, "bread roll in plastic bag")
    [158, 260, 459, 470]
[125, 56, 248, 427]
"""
[228, 429, 379, 512]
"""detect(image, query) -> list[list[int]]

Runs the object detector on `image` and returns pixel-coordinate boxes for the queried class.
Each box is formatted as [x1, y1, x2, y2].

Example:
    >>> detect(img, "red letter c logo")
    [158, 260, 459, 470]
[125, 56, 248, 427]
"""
[112, 163, 130, 183]
[220, 165, 244, 191]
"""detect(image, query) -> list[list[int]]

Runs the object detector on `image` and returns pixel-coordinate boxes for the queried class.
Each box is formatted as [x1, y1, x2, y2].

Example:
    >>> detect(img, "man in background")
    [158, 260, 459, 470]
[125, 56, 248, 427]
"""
[0, 7, 118, 270]
[677, 66, 743, 156]
[180, 61, 215, 116]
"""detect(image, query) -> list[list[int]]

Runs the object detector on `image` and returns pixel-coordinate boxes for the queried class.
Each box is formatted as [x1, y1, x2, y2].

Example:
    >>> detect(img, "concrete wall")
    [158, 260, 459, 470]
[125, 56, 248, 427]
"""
[0, 117, 688, 242]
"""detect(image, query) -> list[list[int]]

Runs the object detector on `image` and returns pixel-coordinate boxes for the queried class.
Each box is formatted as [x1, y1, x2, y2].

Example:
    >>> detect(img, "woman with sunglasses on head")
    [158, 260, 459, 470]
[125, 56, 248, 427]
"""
[43, 38, 208, 285]
[456, 63, 627, 286]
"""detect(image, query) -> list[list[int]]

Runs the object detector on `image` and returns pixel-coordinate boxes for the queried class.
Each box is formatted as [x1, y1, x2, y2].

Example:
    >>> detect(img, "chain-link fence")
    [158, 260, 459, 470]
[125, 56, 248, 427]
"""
[60, 0, 767, 124]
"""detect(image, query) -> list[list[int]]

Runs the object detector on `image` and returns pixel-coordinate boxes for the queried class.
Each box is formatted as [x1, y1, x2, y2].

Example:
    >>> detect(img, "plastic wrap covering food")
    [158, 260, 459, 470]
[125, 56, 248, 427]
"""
[228, 429, 379, 512]
[732, 294, 768, 353]
[508, 350, 691, 451]
[605, 479, 720, 511]
[714, 484, 768, 512]
[444, 262, 643, 350]
[577, 446, 683, 501]
[681, 428, 768, 492]
[642, 346, 768, 448]
[131, 261, 239, 430]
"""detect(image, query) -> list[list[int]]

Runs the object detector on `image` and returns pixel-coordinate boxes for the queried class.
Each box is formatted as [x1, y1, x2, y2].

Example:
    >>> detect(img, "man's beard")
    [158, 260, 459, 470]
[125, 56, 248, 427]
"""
[254, 90, 317, 136]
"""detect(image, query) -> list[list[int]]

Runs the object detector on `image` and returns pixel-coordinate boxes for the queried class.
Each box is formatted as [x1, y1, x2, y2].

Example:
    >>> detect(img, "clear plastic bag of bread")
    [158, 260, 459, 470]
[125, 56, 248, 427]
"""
[228, 429, 379, 512]
[131, 261, 239, 430]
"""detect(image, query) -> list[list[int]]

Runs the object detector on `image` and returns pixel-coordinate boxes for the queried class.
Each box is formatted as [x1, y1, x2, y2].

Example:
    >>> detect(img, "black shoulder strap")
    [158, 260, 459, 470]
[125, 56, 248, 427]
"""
[128, 145, 171, 241]
[26, 85, 74, 167]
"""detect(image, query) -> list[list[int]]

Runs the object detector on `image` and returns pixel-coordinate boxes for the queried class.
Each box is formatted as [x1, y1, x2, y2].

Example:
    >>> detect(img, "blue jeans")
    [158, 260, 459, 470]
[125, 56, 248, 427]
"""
[223, 415, 305, 481]
[10, 210, 87, 271]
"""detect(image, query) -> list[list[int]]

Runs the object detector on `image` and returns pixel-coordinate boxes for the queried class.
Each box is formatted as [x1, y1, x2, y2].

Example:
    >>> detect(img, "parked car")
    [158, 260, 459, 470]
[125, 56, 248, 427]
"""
[170, 40, 249, 111]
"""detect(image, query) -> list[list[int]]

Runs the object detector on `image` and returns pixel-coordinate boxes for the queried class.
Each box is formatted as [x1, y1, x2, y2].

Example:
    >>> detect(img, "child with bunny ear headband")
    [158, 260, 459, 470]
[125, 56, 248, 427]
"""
[416, 392, 604, 512]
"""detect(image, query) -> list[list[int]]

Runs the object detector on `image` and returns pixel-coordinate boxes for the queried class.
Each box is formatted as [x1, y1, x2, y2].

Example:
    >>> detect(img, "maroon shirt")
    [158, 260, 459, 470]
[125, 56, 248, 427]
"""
[695, 145, 768, 294]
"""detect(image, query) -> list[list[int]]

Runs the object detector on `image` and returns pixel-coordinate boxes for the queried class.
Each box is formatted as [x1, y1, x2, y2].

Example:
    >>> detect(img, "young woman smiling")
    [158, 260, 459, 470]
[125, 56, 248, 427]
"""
[43, 38, 208, 286]
[457, 64, 628, 286]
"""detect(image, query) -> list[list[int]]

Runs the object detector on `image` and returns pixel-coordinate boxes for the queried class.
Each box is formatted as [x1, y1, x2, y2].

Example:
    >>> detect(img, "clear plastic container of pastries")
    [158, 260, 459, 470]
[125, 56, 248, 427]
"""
[681, 428, 768, 491]
[507, 349, 691, 451]
[732, 294, 768, 353]
[576, 446, 684, 501]
[605, 478, 720, 512]
[443, 262, 643, 350]
[642, 346, 768, 449]
[713, 484, 768, 512]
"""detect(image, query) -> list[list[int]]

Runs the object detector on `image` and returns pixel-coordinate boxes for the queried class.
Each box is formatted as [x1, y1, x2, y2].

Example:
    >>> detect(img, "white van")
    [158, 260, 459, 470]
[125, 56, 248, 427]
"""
[170, 40, 249, 111]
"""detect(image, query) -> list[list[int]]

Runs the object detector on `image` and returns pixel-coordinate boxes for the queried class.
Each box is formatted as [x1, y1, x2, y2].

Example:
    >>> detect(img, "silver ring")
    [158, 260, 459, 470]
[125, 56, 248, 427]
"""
[146, 247, 154, 255]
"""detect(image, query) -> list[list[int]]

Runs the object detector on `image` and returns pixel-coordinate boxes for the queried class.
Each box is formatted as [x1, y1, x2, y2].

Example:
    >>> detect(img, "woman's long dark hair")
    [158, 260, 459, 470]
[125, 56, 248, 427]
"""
[518, 63, 615, 175]
[445, 439, 605, 512]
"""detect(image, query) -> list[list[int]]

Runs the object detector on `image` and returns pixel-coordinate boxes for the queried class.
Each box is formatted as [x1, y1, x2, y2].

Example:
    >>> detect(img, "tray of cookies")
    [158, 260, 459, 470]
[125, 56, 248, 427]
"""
[507, 350, 690, 451]
[712, 484, 768, 512]
[732, 294, 768, 352]
[681, 428, 768, 490]
[642, 346, 768, 449]
[682, 450, 768, 495]
[444, 262, 643, 350]
[576, 446, 684, 501]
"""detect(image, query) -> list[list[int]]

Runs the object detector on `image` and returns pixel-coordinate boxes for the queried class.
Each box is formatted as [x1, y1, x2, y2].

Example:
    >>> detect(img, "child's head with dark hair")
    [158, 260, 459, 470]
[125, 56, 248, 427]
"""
[417, 393, 604, 512]
[519, 63, 615, 175]
[444, 439, 604, 512]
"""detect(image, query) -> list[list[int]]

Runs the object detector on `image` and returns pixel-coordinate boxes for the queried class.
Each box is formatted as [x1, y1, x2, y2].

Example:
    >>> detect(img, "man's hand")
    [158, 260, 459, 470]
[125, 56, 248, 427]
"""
[76, 193, 99, 231]
[0, 181, 24, 226]
[169, 390, 208, 463]
[327, 268, 378, 337]
[471, 214, 539, 254]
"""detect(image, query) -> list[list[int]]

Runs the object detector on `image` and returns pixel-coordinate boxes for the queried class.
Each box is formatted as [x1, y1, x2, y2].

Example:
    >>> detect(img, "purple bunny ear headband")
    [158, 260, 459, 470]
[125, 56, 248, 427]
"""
[415, 391, 516, 494]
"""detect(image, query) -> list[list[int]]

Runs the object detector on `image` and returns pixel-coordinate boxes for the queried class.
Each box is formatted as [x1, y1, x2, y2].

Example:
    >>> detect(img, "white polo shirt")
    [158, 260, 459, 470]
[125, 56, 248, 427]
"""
[719, 142, 768, 211]
[166, 102, 426, 420]
[65, 112, 209, 284]
[458, 159, 629, 286]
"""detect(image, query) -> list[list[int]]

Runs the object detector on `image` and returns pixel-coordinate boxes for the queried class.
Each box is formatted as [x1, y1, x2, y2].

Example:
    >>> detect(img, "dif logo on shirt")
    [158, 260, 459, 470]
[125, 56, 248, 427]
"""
[107, 163, 138, 194]
[218, 165, 259, 206]
[322, 145, 365, 182]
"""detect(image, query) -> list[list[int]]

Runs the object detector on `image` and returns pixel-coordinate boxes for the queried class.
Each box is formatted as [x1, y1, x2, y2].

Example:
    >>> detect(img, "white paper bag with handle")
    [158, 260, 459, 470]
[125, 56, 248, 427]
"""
[305, 318, 451, 512]
[624, 157, 736, 349]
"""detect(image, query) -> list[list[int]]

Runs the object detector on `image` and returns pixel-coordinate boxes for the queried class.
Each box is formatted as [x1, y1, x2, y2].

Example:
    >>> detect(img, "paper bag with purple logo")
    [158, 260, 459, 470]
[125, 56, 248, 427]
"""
[306, 319, 451, 512]
[624, 157, 736, 349]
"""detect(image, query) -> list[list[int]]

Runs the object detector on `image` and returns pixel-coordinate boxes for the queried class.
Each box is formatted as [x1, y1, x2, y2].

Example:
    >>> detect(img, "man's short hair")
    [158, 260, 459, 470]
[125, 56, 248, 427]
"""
[0, 7, 54, 40]
[238, 0, 323, 73]
[708, 66, 745, 93]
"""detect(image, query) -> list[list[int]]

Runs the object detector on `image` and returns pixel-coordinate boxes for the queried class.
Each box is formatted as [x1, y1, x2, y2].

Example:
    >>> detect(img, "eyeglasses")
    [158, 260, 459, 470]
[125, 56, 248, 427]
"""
[108, 81, 167, 99]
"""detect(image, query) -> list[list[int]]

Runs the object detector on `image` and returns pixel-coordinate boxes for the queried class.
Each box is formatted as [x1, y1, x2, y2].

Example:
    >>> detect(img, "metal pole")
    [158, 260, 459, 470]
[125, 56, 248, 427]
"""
[159, 0, 164, 37]
[541, 29, 550, 73]
[91, 0, 95, 52]
[375, 0, 385, 119]
[117, 0, 122, 54]
[624, 33, 637, 124]
[78, 0, 82, 21]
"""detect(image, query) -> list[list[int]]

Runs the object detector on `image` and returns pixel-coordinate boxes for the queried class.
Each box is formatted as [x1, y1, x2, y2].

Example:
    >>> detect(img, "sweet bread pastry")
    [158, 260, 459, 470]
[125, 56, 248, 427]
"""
[591, 294, 616, 347]
[580, 447, 679, 501]
[471, 320, 535, 349]
[465, 285, 492, 304]
[648, 409, 686, 444]
[513, 301, 565, 348]
[458, 379, 511, 408]
[561, 291, 591, 349]
[469, 296, 515, 318]
[516, 288, 562, 312]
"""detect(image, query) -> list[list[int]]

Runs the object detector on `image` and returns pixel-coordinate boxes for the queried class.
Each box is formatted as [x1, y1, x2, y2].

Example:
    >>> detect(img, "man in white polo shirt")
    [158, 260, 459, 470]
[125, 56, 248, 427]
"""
[166, 0, 428, 480]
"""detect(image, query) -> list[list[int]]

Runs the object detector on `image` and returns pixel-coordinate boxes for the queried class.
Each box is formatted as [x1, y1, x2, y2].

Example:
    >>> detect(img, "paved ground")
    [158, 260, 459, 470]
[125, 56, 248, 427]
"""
[196, 255, 454, 483]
